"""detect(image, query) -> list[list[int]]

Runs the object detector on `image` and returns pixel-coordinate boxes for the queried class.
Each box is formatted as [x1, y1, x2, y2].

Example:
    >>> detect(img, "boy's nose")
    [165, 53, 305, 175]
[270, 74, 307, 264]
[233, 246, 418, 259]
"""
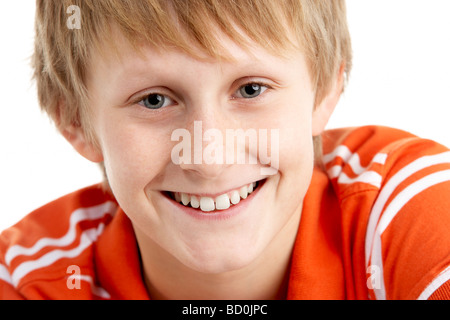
[178, 117, 234, 180]
[180, 160, 232, 180]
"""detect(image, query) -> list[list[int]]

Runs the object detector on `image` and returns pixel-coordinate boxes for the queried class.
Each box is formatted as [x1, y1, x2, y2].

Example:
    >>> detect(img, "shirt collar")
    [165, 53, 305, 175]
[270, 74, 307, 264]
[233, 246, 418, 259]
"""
[287, 168, 345, 299]
[95, 207, 150, 300]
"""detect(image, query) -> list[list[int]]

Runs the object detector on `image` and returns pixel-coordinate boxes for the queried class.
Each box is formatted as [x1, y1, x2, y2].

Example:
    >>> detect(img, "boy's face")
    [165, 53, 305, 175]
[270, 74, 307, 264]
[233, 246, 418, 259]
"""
[79, 27, 336, 274]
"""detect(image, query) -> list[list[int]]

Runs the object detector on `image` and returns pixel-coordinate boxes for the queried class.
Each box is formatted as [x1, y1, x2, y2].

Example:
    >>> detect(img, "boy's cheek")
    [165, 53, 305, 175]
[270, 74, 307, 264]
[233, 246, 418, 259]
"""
[278, 122, 314, 162]
[101, 130, 172, 188]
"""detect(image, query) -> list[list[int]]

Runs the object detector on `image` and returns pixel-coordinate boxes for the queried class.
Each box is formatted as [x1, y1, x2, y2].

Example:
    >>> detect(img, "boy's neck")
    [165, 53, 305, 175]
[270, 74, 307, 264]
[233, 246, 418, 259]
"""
[142, 255, 292, 300]
[133, 209, 301, 300]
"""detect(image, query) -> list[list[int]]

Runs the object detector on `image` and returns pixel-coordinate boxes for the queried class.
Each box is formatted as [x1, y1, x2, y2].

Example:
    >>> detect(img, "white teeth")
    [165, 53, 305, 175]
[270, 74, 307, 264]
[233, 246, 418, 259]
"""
[172, 181, 260, 212]
[190, 195, 200, 209]
[215, 194, 231, 210]
[181, 193, 190, 206]
[200, 197, 215, 212]
[230, 190, 240, 205]
[239, 186, 248, 199]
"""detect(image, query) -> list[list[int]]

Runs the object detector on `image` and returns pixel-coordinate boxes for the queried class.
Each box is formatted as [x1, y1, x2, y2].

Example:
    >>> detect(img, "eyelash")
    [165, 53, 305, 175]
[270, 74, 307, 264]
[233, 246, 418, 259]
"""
[132, 81, 272, 110]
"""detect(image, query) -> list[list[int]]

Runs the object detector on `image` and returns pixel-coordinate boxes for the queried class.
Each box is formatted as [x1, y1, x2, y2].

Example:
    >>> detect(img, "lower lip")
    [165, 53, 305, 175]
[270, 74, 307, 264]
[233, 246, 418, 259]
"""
[160, 179, 267, 221]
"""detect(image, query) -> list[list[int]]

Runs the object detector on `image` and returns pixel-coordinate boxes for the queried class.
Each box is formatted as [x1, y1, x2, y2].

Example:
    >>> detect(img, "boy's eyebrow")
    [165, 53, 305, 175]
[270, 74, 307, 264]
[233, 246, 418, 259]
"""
[92, 40, 303, 94]
[110, 51, 293, 80]
[110, 60, 289, 94]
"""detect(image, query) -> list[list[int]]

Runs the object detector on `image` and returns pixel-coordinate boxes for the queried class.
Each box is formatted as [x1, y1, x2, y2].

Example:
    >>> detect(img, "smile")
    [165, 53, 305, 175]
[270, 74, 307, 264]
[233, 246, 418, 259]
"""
[165, 179, 265, 213]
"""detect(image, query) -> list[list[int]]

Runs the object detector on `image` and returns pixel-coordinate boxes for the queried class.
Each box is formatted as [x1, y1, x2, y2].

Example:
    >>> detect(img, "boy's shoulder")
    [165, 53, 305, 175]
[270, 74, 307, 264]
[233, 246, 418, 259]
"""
[0, 184, 117, 299]
[0, 184, 117, 251]
[323, 125, 450, 195]
[322, 124, 443, 164]
[322, 125, 450, 299]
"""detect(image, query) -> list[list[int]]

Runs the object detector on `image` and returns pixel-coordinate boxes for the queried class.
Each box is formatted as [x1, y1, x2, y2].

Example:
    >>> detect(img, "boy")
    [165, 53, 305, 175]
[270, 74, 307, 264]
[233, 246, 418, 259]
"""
[1, 0, 449, 300]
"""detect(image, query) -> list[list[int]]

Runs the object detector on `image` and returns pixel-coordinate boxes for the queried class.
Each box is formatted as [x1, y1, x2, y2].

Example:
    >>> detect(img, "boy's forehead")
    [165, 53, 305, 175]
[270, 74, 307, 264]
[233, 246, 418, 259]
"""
[91, 22, 303, 79]
[98, 21, 304, 73]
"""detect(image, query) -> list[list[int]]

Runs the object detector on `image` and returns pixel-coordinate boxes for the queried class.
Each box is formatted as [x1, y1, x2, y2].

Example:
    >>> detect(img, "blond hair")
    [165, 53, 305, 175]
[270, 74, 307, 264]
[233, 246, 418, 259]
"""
[33, 0, 352, 156]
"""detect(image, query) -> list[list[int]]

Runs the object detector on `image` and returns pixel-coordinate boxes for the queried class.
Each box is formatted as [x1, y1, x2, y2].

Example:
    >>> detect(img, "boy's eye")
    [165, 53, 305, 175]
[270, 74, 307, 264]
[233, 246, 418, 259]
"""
[139, 93, 174, 110]
[237, 83, 268, 99]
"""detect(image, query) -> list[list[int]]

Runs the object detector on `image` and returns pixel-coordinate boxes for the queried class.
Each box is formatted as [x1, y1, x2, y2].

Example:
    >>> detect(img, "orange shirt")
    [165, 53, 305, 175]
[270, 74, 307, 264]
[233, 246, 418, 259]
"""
[1, 126, 450, 300]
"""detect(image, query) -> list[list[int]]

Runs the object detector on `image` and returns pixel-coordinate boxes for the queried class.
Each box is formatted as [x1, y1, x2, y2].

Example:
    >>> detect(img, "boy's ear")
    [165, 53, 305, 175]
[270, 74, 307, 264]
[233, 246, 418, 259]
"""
[312, 62, 346, 137]
[60, 124, 104, 163]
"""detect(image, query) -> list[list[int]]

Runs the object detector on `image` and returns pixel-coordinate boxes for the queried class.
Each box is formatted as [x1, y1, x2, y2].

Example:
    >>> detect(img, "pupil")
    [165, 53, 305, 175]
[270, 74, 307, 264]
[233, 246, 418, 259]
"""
[149, 94, 162, 105]
[245, 84, 260, 96]
[145, 94, 164, 109]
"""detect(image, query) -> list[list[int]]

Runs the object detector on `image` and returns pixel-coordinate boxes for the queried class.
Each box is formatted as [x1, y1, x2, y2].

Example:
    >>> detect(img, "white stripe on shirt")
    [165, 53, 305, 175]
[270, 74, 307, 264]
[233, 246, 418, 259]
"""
[5, 201, 116, 266]
[365, 151, 450, 266]
[324, 145, 387, 188]
[368, 169, 450, 300]
[417, 265, 450, 300]
[11, 223, 106, 287]
[0, 263, 12, 285]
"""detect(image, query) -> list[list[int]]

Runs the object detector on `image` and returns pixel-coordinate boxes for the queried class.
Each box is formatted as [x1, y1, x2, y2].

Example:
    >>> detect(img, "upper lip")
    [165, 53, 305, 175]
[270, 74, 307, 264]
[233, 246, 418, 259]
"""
[164, 179, 263, 198]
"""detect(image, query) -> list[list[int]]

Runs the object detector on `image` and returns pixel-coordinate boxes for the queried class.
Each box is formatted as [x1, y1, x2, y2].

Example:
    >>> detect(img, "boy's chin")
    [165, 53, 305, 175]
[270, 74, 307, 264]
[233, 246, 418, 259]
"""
[179, 246, 264, 275]
[168, 232, 267, 275]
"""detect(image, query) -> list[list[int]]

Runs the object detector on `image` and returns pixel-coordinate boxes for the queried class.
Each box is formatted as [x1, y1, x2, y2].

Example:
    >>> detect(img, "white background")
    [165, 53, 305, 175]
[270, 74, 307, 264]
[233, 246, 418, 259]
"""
[1, 1, 449, 231]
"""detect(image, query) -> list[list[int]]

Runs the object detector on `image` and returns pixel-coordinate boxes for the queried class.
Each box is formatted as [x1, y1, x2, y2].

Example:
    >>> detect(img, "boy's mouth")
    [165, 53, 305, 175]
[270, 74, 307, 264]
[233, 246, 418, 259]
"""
[164, 179, 266, 213]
